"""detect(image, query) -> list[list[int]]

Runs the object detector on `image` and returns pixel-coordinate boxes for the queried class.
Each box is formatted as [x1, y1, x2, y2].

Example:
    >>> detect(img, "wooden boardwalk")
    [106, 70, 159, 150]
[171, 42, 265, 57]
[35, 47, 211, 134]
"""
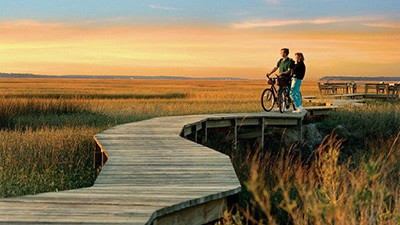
[332, 93, 399, 100]
[0, 108, 334, 224]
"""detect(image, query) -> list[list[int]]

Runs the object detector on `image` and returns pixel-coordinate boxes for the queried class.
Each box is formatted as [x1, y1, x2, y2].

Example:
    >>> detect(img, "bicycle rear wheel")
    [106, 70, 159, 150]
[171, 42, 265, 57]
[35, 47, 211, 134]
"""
[261, 88, 275, 112]
[278, 87, 289, 113]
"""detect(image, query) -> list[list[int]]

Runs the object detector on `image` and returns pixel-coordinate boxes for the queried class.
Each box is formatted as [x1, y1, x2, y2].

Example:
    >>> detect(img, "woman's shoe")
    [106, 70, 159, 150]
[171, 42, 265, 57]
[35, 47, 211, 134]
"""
[293, 106, 303, 113]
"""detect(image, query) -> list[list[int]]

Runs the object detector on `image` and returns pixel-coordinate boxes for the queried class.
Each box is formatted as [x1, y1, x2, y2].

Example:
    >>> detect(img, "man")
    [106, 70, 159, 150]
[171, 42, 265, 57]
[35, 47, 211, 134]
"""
[266, 48, 295, 78]
[266, 48, 295, 111]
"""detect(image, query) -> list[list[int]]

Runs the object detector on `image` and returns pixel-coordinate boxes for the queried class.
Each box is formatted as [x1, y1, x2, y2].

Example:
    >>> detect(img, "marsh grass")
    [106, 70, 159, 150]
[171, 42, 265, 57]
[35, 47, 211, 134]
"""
[237, 135, 399, 225]
[318, 101, 400, 164]
[0, 98, 117, 130]
[1, 78, 286, 198]
[0, 127, 96, 197]
[1, 77, 398, 216]
[218, 102, 400, 225]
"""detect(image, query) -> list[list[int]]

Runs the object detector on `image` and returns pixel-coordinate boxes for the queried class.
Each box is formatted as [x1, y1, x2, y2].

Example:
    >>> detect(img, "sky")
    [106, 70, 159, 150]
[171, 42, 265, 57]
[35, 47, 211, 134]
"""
[0, 0, 399, 79]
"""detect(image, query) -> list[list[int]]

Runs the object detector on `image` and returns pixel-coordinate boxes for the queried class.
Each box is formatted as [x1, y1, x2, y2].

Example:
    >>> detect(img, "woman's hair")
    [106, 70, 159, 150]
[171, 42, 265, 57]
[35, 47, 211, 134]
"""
[295, 52, 305, 61]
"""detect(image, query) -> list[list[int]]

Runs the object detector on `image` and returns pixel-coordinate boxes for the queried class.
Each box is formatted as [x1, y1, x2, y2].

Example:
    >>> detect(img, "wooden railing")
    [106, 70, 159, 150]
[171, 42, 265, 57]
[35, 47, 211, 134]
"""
[318, 82, 400, 100]
[94, 136, 109, 177]
[318, 82, 357, 95]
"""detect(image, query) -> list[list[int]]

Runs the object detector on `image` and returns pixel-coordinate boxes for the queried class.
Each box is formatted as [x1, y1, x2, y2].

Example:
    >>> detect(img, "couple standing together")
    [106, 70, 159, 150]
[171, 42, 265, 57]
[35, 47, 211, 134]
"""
[266, 48, 306, 113]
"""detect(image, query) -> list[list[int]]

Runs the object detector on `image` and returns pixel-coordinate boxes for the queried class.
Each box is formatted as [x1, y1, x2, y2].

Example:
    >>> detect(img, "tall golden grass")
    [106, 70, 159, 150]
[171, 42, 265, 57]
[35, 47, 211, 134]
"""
[217, 103, 400, 225]
[1, 76, 398, 225]
[238, 133, 399, 225]
[1, 78, 321, 197]
[0, 127, 96, 197]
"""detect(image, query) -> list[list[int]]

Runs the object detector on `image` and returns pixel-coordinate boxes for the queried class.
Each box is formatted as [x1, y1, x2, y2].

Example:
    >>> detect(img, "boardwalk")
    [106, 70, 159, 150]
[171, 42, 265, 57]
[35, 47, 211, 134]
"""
[0, 109, 332, 224]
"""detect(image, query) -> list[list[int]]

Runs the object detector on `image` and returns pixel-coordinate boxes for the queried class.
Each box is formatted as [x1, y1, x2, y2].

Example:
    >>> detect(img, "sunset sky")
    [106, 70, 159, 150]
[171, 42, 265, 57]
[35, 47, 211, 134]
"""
[1, 0, 399, 79]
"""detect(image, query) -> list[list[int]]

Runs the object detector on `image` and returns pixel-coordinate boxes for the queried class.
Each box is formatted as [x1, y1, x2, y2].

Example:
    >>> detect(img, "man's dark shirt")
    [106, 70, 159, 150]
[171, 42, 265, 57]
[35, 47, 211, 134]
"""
[292, 61, 306, 80]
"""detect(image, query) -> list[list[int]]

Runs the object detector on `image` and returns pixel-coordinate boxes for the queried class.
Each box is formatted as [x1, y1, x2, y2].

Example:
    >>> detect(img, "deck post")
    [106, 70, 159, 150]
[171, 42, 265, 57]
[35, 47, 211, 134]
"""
[260, 118, 265, 150]
[233, 119, 238, 151]
[202, 121, 207, 144]
[192, 125, 198, 143]
[298, 117, 304, 141]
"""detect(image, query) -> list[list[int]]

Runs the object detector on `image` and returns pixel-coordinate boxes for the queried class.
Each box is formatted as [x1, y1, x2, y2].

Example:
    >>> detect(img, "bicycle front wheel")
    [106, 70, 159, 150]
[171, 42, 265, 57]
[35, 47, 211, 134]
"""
[261, 88, 275, 112]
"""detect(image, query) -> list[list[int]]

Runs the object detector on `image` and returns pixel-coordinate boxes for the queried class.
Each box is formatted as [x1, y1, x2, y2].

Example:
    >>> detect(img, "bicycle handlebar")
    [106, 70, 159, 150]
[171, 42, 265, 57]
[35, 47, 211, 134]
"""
[266, 73, 280, 79]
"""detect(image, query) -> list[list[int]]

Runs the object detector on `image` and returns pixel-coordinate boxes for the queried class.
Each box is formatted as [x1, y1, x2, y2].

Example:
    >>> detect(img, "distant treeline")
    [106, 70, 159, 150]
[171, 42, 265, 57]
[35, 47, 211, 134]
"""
[320, 76, 400, 82]
[0, 72, 247, 81]
[3, 93, 188, 100]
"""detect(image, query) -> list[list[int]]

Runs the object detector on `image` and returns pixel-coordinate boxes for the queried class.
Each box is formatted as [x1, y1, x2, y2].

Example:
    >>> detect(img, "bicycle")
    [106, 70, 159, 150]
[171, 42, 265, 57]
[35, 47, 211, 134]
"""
[261, 74, 296, 113]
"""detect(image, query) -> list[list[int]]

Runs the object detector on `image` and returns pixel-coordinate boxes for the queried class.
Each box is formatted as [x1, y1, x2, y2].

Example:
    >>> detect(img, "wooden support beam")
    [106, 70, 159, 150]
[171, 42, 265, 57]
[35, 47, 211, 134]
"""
[196, 123, 202, 131]
[192, 125, 198, 143]
[261, 118, 265, 150]
[202, 121, 207, 144]
[237, 118, 260, 126]
[152, 196, 230, 225]
[206, 119, 232, 128]
[233, 119, 237, 151]
[263, 118, 298, 126]
[182, 126, 192, 137]
[298, 118, 304, 141]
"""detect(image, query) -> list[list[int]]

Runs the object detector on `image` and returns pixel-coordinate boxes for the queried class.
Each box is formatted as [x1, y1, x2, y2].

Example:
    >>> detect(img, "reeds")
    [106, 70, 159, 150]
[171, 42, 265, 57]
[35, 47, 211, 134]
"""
[220, 130, 399, 224]
[0, 127, 96, 197]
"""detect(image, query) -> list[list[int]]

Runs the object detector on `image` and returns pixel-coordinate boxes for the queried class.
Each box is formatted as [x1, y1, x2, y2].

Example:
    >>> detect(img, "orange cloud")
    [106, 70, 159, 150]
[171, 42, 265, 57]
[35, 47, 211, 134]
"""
[364, 22, 399, 29]
[0, 19, 399, 78]
[232, 16, 377, 29]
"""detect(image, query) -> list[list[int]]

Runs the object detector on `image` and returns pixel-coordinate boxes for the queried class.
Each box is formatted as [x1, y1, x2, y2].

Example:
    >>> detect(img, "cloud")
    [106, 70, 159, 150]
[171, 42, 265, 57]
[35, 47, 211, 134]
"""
[235, 11, 251, 16]
[149, 4, 178, 11]
[82, 17, 125, 25]
[232, 17, 376, 29]
[364, 22, 399, 29]
[262, 0, 282, 3]
[2, 18, 126, 29]
[2, 19, 64, 29]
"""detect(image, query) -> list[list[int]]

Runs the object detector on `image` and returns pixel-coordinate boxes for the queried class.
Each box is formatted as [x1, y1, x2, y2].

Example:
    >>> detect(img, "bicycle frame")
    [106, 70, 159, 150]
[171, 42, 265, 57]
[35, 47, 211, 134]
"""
[261, 76, 295, 112]
[267, 77, 290, 104]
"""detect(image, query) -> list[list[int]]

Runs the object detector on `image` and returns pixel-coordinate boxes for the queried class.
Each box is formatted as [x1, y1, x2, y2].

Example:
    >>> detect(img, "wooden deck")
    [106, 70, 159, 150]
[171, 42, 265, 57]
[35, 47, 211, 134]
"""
[318, 82, 400, 100]
[0, 108, 335, 224]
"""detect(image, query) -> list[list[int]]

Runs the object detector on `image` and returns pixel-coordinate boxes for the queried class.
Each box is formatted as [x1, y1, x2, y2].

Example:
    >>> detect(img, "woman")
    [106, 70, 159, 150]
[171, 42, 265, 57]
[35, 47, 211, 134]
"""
[290, 52, 306, 113]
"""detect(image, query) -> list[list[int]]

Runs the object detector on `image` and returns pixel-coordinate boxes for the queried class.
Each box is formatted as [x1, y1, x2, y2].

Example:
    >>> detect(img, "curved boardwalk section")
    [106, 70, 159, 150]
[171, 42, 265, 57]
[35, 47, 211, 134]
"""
[0, 109, 332, 224]
[0, 114, 243, 225]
